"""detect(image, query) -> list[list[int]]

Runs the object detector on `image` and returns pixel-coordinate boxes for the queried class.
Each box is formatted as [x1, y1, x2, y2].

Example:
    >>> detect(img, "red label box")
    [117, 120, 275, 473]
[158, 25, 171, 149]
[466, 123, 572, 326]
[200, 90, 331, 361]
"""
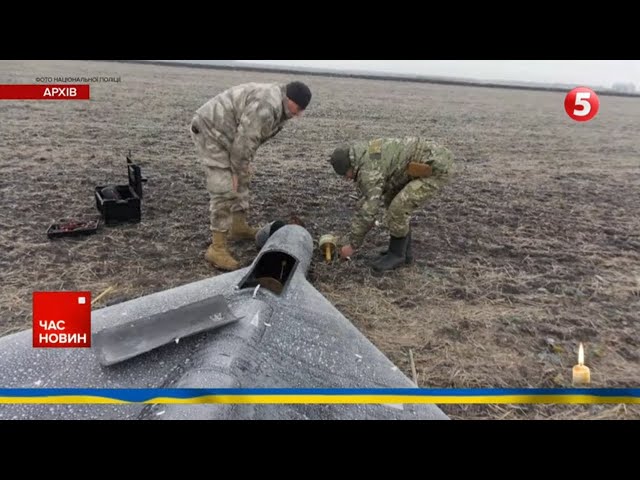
[0, 84, 90, 100]
[33, 291, 92, 348]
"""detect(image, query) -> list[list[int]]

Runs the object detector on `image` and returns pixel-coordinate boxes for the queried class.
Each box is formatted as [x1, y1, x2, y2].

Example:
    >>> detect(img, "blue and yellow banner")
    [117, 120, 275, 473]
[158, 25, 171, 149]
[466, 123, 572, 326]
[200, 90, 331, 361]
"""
[0, 388, 638, 404]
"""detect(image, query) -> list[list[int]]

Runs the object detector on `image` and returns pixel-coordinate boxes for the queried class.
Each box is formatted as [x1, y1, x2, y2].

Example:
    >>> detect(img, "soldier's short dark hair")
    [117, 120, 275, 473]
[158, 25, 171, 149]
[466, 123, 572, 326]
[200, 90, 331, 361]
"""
[329, 145, 351, 176]
[285, 81, 312, 110]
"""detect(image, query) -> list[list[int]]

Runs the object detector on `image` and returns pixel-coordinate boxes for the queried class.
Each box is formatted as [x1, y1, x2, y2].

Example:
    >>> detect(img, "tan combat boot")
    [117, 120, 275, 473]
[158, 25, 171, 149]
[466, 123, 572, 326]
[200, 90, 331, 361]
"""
[204, 231, 240, 271]
[229, 211, 259, 241]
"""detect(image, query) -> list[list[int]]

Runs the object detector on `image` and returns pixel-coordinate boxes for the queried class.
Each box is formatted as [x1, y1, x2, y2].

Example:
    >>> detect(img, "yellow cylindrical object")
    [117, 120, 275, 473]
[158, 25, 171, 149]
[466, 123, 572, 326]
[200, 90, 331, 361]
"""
[319, 234, 337, 264]
[324, 244, 332, 262]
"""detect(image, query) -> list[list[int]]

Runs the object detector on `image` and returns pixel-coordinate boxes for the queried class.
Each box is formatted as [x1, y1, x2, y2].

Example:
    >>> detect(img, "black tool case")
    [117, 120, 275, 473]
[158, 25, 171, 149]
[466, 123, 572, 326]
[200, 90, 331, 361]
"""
[95, 155, 146, 225]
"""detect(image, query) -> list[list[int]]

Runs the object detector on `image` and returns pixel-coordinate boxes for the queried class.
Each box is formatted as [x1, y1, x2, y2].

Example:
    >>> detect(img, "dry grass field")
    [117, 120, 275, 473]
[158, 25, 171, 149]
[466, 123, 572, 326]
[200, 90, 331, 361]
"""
[1, 60, 638, 419]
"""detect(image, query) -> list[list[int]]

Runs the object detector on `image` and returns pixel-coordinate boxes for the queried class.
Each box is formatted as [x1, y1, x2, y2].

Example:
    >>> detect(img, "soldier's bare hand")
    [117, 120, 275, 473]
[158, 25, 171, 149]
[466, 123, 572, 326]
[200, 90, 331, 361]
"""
[232, 174, 239, 192]
[340, 245, 354, 260]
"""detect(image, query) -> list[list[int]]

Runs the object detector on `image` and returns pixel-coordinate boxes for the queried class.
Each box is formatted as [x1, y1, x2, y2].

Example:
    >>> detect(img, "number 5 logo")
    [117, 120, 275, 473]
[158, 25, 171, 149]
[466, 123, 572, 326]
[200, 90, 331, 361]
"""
[564, 87, 600, 122]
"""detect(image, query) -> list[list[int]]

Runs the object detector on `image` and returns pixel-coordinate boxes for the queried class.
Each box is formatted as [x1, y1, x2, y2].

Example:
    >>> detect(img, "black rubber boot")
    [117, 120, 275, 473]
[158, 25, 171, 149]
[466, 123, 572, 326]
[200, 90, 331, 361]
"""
[405, 230, 413, 265]
[379, 230, 413, 264]
[372, 235, 410, 272]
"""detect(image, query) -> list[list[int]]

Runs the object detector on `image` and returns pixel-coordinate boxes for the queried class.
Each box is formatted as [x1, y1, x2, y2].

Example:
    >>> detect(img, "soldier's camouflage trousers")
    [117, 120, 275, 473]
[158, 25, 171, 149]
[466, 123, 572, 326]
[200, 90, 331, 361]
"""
[382, 146, 454, 237]
[204, 165, 251, 232]
[190, 119, 251, 232]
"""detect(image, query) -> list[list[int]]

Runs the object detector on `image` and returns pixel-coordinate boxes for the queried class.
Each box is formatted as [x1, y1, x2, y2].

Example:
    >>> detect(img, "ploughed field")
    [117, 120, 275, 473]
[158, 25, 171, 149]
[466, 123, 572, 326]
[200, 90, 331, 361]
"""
[1, 60, 638, 419]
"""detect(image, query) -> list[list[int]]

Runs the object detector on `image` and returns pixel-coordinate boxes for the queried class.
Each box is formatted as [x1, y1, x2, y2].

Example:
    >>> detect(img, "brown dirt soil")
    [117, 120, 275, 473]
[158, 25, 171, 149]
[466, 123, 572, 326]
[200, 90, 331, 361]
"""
[1, 60, 638, 420]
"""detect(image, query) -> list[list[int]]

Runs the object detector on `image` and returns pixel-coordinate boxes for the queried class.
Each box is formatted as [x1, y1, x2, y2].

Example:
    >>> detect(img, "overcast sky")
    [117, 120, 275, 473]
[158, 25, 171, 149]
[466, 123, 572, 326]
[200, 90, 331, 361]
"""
[237, 60, 640, 89]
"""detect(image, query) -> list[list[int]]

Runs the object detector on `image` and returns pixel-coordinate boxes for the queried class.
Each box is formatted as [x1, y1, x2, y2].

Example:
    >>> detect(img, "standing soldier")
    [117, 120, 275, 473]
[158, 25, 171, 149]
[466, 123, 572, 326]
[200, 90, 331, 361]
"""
[190, 80, 312, 271]
[328, 137, 455, 272]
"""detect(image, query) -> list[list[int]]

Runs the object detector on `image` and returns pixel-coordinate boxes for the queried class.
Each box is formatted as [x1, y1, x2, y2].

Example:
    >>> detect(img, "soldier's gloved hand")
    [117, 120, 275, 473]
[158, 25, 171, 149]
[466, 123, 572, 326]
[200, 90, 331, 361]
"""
[340, 244, 354, 260]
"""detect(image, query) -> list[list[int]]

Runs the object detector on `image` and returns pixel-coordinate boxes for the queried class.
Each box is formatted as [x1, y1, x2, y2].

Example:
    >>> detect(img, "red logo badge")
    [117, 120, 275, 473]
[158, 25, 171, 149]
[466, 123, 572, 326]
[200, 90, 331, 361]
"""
[564, 87, 600, 122]
[33, 291, 92, 348]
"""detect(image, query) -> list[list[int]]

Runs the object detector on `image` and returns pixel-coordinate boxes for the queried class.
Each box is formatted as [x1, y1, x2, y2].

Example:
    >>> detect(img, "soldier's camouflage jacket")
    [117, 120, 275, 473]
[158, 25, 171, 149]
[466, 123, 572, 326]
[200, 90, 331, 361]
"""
[195, 82, 295, 174]
[345, 137, 454, 248]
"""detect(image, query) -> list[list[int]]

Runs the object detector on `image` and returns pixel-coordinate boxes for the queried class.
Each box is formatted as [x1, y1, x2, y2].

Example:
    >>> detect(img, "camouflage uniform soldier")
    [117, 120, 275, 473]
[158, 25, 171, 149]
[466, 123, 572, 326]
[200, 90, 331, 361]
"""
[190, 81, 312, 271]
[328, 137, 454, 272]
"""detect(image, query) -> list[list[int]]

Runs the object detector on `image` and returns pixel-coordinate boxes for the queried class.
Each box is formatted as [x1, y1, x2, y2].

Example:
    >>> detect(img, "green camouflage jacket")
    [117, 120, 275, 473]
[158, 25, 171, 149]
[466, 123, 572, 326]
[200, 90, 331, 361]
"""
[345, 137, 452, 248]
